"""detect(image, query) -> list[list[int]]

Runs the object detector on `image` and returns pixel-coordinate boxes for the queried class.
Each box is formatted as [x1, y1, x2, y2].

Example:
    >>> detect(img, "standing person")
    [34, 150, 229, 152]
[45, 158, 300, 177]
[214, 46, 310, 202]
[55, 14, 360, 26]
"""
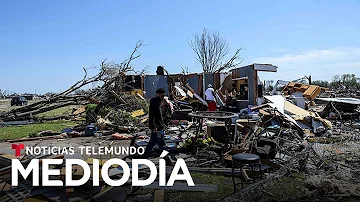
[144, 88, 170, 158]
[205, 84, 217, 111]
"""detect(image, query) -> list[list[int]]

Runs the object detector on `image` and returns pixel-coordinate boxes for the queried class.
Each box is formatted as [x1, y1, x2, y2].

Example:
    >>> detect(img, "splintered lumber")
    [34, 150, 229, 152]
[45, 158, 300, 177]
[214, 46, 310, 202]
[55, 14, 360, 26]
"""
[110, 90, 127, 104]
[131, 109, 145, 117]
[187, 90, 194, 98]
[303, 85, 321, 100]
[185, 83, 208, 106]
[144, 182, 217, 192]
[73, 106, 86, 115]
[137, 93, 146, 101]
[250, 104, 269, 111]
[140, 116, 149, 123]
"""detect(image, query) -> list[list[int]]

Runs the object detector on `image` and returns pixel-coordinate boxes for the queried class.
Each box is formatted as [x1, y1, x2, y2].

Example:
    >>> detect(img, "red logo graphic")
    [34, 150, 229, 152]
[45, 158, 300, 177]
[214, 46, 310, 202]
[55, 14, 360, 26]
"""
[12, 144, 25, 157]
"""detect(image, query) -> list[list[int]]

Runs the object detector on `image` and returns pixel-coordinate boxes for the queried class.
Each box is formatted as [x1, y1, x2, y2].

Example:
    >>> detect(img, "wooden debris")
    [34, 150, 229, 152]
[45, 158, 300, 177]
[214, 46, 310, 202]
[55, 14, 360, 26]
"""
[140, 116, 149, 123]
[153, 190, 164, 202]
[131, 109, 145, 117]
[137, 93, 146, 101]
[73, 106, 86, 115]
[185, 83, 208, 106]
[66, 188, 74, 194]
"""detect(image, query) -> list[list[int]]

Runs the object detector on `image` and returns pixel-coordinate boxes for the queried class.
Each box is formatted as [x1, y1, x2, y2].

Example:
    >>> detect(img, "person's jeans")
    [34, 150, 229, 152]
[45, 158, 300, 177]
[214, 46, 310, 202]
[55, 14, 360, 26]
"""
[144, 130, 165, 157]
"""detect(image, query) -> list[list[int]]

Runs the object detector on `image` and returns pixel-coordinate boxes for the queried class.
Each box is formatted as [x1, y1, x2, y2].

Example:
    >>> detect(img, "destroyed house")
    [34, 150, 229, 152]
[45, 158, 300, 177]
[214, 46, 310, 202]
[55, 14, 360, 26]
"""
[229, 63, 278, 107]
[124, 72, 230, 100]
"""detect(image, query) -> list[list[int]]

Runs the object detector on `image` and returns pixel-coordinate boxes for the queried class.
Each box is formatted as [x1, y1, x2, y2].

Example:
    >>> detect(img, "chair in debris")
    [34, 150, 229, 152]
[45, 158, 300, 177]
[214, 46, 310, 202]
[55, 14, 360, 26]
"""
[231, 153, 262, 192]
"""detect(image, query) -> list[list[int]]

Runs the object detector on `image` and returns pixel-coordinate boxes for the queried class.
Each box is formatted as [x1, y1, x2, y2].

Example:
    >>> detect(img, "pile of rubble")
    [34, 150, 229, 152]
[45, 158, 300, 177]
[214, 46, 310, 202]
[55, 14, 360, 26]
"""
[1, 61, 360, 201]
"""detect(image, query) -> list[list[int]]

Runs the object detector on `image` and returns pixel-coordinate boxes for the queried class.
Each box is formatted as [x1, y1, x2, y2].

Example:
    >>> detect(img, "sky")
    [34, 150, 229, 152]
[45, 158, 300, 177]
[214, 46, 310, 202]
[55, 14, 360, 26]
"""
[1, 0, 360, 94]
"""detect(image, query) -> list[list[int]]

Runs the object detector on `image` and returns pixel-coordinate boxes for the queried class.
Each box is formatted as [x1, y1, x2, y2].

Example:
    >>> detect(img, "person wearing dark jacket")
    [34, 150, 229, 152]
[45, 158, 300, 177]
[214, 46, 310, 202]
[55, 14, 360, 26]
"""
[144, 88, 169, 157]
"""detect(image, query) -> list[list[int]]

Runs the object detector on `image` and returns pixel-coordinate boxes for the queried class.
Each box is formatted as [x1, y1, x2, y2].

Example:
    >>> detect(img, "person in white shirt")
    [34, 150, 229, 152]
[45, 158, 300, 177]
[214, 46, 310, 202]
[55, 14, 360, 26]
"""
[204, 84, 217, 111]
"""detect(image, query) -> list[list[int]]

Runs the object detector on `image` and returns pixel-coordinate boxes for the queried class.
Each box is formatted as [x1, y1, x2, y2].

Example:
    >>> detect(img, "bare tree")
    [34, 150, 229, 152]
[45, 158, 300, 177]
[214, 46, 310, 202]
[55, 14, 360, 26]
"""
[181, 66, 190, 75]
[265, 80, 274, 91]
[189, 28, 243, 73]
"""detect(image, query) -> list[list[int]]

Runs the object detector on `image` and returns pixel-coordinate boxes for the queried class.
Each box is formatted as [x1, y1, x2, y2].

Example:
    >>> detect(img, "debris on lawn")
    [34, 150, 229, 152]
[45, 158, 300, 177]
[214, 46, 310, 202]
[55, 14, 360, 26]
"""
[1, 53, 360, 202]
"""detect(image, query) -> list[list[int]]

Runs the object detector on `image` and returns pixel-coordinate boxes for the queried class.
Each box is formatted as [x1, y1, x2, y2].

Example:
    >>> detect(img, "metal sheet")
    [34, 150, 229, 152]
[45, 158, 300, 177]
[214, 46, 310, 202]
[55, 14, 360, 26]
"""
[204, 73, 214, 88]
[144, 75, 169, 99]
[316, 97, 360, 105]
[254, 64, 278, 72]
[264, 95, 301, 128]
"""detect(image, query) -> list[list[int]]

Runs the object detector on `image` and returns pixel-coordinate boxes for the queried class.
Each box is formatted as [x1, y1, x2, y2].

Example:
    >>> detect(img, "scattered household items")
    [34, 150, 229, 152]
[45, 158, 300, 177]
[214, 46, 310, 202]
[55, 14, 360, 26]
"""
[1, 60, 360, 202]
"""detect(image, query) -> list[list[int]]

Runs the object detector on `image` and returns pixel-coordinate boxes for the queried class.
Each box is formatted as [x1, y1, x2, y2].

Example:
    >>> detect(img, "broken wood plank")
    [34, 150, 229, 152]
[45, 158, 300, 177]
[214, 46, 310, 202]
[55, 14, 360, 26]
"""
[73, 106, 86, 115]
[137, 93, 146, 101]
[140, 116, 149, 123]
[153, 190, 164, 202]
[185, 83, 208, 106]
[110, 90, 127, 104]
[66, 188, 74, 194]
[250, 104, 269, 111]
[186, 90, 194, 98]
[131, 109, 145, 117]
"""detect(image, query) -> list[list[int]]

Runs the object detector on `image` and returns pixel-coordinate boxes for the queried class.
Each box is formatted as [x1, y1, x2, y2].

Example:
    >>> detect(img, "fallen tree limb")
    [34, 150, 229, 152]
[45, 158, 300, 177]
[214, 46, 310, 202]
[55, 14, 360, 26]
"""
[0, 41, 145, 122]
[3, 100, 86, 121]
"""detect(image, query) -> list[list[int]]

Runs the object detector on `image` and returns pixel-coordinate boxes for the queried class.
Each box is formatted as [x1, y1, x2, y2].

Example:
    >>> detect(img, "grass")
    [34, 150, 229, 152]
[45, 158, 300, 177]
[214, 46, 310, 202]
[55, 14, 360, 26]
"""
[263, 173, 307, 201]
[129, 172, 234, 202]
[0, 99, 83, 140]
[0, 100, 9, 105]
[0, 120, 78, 140]
[0, 99, 79, 117]
[0, 100, 36, 112]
